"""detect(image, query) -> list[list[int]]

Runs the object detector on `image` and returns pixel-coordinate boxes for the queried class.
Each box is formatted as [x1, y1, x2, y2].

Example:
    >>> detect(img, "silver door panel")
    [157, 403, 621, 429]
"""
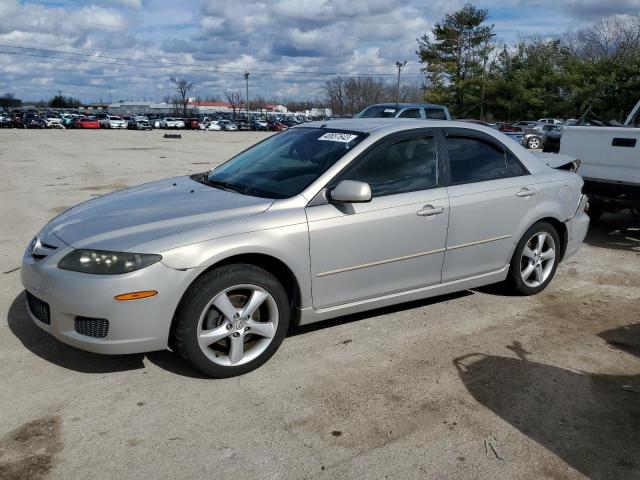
[443, 177, 539, 282]
[306, 188, 449, 309]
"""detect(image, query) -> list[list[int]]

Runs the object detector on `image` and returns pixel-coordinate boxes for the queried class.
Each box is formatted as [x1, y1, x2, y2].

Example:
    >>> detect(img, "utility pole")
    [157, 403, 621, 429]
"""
[395, 61, 406, 104]
[244, 71, 250, 123]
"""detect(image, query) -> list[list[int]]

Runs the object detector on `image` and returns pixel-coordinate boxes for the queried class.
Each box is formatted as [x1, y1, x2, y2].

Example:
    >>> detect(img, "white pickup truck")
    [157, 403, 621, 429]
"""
[559, 101, 640, 219]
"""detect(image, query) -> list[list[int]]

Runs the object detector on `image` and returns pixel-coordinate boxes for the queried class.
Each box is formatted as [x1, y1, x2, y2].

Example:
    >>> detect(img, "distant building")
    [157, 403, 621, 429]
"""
[79, 102, 109, 112]
[107, 101, 175, 115]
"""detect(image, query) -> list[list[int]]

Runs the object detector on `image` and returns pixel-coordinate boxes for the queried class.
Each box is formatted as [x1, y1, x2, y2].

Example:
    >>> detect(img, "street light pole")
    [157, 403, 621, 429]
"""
[395, 61, 407, 104]
[244, 71, 250, 123]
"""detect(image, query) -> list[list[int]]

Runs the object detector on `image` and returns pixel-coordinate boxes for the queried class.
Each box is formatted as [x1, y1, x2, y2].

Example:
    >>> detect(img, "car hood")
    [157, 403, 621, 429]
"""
[44, 175, 273, 252]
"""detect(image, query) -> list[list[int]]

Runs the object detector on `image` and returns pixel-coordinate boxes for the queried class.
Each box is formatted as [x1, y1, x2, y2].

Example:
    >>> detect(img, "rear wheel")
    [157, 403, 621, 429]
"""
[507, 222, 560, 295]
[527, 136, 541, 149]
[172, 264, 290, 378]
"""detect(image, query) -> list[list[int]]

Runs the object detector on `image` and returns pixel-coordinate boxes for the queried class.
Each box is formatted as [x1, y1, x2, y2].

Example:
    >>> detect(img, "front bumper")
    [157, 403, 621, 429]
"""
[564, 195, 590, 260]
[21, 241, 192, 354]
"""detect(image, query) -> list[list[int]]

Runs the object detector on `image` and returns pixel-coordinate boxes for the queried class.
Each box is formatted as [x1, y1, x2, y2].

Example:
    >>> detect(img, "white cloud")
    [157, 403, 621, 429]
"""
[0, 0, 639, 102]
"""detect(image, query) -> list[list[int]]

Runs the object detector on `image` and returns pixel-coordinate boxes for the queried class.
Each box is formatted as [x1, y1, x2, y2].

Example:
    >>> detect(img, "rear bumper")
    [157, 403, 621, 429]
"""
[564, 195, 590, 260]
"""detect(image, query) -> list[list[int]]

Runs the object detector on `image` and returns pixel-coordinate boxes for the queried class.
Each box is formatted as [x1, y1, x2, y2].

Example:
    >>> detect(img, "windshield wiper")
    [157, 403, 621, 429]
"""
[205, 178, 251, 195]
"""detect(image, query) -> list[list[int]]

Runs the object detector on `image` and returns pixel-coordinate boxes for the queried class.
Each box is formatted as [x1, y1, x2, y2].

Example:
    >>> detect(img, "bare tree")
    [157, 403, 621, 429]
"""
[170, 77, 193, 117]
[566, 15, 640, 60]
[225, 90, 243, 119]
[251, 95, 267, 113]
[0, 92, 21, 111]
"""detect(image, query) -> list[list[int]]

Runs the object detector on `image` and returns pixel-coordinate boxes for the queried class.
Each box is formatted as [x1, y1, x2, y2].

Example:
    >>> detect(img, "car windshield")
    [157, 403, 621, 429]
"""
[355, 105, 399, 118]
[205, 127, 366, 199]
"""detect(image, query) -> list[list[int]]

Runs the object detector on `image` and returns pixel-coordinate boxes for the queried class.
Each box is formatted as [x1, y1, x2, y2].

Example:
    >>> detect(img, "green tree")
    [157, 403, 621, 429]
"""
[416, 3, 495, 117]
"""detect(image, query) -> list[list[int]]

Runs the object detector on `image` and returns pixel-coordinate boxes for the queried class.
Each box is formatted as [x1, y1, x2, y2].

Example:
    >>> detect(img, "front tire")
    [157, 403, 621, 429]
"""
[172, 264, 290, 378]
[506, 221, 560, 295]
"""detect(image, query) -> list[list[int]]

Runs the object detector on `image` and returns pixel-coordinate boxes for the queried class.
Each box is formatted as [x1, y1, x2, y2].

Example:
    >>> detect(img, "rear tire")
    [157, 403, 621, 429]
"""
[527, 136, 541, 149]
[172, 264, 290, 378]
[506, 221, 560, 295]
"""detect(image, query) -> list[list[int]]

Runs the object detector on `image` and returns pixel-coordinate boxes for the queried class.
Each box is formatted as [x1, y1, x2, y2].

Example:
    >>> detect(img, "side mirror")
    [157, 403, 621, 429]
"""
[330, 180, 372, 203]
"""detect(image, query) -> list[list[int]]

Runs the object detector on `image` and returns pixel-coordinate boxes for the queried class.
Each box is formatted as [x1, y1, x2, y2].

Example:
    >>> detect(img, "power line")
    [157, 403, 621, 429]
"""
[0, 42, 421, 72]
[0, 44, 425, 78]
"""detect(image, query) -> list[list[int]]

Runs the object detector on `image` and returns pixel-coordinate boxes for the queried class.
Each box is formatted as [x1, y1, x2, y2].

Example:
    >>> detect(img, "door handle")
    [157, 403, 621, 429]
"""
[516, 188, 538, 198]
[417, 205, 445, 216]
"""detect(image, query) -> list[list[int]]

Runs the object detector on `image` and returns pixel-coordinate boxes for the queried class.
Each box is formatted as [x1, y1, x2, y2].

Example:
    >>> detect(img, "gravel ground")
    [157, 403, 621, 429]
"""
[0, 129, 639, 480]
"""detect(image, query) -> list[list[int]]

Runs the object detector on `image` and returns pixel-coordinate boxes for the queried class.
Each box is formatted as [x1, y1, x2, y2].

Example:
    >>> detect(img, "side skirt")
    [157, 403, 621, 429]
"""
[296, 265, 510, 325]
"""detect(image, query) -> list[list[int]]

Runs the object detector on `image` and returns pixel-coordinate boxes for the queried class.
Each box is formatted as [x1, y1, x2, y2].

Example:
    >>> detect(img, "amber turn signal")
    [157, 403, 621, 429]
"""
[114, 290, 158, 301]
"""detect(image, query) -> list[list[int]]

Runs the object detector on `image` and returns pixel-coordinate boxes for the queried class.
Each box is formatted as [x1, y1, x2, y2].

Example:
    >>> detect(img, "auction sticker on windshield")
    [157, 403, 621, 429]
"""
[318, 132, 359, 143]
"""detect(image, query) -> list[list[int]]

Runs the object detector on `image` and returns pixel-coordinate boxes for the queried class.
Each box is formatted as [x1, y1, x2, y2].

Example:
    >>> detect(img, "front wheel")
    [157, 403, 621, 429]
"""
[506, 222, 560, 295]
[172, 264, 290, 378]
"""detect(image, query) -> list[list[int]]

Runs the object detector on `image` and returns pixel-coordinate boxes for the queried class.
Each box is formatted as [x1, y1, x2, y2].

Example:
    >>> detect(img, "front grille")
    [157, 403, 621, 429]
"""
[74, 317, 109, 338]
[26, 292, 50, 325]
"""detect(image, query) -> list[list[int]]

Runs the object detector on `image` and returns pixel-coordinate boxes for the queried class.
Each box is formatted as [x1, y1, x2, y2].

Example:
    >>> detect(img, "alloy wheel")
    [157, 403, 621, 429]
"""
[196, 284, 278, 366]
[520, 232, 556, 287]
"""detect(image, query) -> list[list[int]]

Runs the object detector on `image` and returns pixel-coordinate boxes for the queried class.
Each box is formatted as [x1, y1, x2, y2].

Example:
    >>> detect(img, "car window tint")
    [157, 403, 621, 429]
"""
[339, 136, 438, 197]
[426, 109, 447, 120]
[506, 152, 528, 177]
[446, 136, 506, 184]
[398, 109, 421, 119]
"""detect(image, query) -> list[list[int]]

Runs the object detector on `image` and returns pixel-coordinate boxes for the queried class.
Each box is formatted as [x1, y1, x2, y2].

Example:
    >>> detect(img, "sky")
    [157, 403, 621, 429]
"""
[0, 0, 639, 103]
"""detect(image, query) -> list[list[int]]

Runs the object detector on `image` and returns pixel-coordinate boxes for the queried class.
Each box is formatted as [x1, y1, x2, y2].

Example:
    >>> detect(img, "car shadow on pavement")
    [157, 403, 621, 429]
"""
[7, 291, 208, 378]
[585, 211, 640, 253]
[454, 329, 640, 480]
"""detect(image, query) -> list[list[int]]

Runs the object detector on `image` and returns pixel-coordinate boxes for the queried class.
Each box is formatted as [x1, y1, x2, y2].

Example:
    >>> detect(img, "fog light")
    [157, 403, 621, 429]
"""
[114, 290, 158, 301]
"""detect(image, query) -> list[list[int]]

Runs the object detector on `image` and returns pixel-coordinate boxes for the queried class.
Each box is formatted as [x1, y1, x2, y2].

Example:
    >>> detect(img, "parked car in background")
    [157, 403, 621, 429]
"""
[106, 115, 127, 129]
[268, 121, 288, 132]
[523, 123, 561, 149]
[185, 118, 200, 130]
[160, 117, 185, 129]
[250, 119, 269, 131]
[23, 114, 45, 129]
[74, 116, 101, 129]
[199, 121, 222, 131]
[128, 117, 152, 130]
[355, 103, 452, 120]
[44, 114, 64, 129]
[20, 119, 588, 378]
[513, 121, 539, 129]
[459, 119, 524, 146]
[218, 119, 238, 131]
[95, 113, 109, 128]
[497, 123, 525, 145]
[559, 100, 640, 220]
[538, 118, 563, 125]
[11, 112, 25, 128]
[0, 114, 11, 128]
[61, 114, 78, 129]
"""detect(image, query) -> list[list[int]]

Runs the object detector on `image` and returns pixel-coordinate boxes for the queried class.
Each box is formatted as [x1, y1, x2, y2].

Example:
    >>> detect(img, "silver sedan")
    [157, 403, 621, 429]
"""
[21, 119, 589, 377]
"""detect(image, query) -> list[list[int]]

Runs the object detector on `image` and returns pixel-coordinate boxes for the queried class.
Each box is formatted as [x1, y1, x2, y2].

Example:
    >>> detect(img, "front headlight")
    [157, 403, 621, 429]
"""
[58, 249, 162, 275]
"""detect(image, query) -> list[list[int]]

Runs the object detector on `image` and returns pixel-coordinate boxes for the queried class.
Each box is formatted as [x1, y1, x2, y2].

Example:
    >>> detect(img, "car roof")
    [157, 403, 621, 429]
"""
[304, 118, 461, 134]
[365, 102, 447, 110]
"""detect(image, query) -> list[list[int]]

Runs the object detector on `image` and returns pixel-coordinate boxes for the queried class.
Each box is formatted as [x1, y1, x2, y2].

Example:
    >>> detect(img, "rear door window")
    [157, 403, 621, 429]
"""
[426, 109, 448, 120]
[446, 136, 507, 185]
